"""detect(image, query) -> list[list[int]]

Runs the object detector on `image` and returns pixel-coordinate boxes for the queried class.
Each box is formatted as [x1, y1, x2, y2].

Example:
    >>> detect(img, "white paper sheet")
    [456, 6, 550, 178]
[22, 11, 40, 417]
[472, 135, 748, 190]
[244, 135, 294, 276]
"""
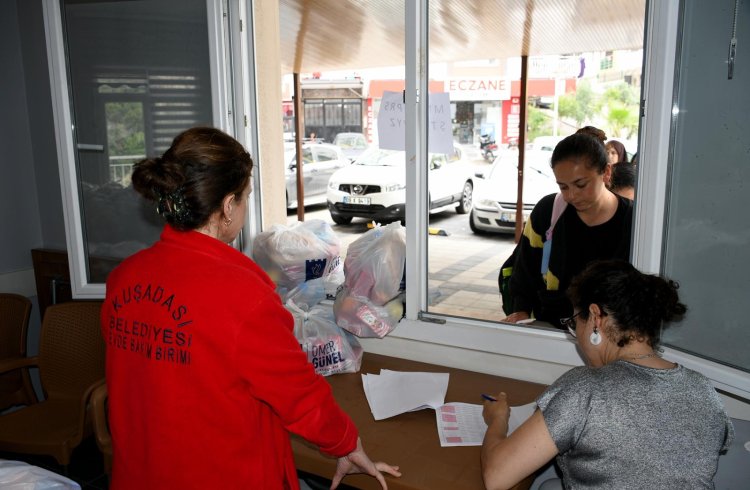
[362, 370, 449, 420]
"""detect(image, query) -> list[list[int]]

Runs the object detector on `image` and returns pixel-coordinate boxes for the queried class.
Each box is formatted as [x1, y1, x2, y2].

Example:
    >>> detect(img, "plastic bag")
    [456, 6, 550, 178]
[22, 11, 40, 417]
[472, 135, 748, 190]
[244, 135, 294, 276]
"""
[288, 301, 363, 376]
[343, 222, 406, 305]
[333, 222, 406, 338]
[333, 288, 404, 338]
[253, 220, 342, 292]
[0, 460, 81, 489]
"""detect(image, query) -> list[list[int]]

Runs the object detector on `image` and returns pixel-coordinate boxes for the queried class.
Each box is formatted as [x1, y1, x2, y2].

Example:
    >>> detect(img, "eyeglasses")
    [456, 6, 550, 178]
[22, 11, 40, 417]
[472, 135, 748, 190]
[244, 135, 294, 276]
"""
[561, 311, 582, 337]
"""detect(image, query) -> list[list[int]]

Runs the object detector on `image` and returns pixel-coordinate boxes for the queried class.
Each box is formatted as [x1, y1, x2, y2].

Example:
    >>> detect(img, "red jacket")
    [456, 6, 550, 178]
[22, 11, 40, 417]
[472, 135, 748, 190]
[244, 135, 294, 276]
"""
[102, 226, 357, 489]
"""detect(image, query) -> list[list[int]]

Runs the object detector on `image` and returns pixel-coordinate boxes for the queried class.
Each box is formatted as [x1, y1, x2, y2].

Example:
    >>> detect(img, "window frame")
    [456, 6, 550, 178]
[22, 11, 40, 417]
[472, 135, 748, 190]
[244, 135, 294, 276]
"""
[44, 0, 239, 298]
[392, 0, 750, 401]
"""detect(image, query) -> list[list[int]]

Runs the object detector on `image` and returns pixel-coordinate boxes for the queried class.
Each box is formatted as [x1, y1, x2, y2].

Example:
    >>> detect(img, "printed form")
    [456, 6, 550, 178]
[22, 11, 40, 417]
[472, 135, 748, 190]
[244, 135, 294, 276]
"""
[361, 369, 536, 446]
[436, 401, 536, 447]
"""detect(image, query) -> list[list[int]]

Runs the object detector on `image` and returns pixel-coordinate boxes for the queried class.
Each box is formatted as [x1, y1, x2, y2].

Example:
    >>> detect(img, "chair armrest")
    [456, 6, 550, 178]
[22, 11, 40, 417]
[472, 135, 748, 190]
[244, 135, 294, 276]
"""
[0, 356, 39, 375]
[90, 382, 112, 452]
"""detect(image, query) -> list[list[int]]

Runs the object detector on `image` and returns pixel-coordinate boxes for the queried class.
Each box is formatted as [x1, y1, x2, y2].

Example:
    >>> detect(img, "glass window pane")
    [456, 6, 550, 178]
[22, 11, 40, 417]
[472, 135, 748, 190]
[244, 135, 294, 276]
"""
[343, 100, 361, 126]
[426, 1, 645, 324]
[105, 101, 145, 188]
[661, 0, 750, 372]
[304, 102, 325, 126]
[316, 148, 337, 161]
[325, 100, 343, 126]
[63, 0, 214, 283]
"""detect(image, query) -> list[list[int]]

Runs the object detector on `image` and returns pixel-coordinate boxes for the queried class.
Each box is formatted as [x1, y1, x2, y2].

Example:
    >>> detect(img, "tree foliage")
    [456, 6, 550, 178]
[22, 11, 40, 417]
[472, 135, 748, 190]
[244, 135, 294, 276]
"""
[105, 102, 146, 156]
[557, 80, 598, 127]
[526, 106, 552, 141]
[555, 79, 640, 138]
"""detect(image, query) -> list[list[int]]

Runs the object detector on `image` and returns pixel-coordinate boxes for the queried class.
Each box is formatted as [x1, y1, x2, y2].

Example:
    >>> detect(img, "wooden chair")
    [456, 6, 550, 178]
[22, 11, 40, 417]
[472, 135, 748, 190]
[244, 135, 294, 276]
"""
[0, 301, 105, 466]
[90, 382, 112, 474]
[0, 293, 37, 410]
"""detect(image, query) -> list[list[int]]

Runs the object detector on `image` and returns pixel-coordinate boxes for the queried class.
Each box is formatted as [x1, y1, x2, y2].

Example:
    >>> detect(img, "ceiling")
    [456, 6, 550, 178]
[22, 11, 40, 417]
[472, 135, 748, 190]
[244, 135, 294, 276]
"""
[279, 0, 647, 74]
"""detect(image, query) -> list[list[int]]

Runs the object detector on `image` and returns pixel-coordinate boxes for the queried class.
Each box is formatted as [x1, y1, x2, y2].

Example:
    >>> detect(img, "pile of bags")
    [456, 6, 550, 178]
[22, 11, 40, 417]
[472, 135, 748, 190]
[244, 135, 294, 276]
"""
[253, 220, 360, 376]
[252, 220, 407, 375]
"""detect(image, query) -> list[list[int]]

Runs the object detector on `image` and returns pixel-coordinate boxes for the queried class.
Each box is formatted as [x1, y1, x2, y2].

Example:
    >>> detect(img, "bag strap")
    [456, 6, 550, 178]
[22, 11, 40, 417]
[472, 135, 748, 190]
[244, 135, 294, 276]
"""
[545, 193, 568, 241]
[541, 193, 568, 277]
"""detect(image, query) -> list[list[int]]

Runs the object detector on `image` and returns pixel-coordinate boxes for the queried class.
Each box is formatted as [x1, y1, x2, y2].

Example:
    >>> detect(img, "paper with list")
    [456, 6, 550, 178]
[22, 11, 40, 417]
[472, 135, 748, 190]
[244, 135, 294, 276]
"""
[360, 369, 536, 447]
[435, 401, 537, 447]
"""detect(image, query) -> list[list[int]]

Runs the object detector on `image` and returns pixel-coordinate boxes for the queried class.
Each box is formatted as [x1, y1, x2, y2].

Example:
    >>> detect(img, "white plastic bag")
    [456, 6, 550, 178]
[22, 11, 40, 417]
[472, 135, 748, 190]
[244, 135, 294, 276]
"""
[343, 222, 406, 305]
[253, 220, 342, 291]
[288, 301, 363, 376]
[333, 222, 406, 338]
[333, 288, 404, 338]
[0, 460, 81, 489]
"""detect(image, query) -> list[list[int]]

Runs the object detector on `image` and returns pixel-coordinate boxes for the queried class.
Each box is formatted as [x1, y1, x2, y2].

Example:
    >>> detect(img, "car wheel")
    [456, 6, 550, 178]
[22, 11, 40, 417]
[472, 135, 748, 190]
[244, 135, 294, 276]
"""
[456, 181, 473, 214]
[330, 213, 353, 225]
[469, 210, 483, 234]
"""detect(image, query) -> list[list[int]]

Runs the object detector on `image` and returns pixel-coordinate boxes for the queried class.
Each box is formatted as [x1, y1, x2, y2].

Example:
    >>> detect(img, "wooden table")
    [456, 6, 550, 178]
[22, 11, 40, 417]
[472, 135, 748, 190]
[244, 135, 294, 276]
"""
[292, 353, 547, 490]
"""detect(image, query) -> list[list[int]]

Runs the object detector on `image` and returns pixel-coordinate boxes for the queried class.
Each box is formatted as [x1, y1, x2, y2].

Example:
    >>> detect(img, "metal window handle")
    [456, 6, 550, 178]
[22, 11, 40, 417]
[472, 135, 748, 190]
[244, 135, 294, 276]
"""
[728, 0, 740, 80]
[76, 143, 105, 151]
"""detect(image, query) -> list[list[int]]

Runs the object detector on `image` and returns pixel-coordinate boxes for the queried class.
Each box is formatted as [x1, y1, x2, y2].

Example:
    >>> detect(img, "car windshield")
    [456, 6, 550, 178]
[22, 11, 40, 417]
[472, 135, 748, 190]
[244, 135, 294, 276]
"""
[487, 151, 553, 182]
[353, 148, 404, 167]
[334, 134, 367, 149]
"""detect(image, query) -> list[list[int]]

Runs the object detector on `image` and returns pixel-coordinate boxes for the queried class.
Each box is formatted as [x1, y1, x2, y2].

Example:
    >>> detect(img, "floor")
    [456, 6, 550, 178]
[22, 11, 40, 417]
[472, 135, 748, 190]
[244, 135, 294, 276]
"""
[0, 436, 109, 489]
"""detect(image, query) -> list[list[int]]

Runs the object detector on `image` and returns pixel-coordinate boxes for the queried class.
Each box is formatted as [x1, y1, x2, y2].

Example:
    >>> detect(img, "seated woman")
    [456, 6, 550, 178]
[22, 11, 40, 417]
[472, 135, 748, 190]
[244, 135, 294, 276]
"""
[504, 133, 632, 328]
[482, 260, 734, 490]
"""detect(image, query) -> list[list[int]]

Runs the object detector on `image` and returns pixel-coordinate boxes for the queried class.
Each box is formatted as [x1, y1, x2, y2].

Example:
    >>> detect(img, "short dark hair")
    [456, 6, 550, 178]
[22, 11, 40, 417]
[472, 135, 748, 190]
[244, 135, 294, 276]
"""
[610, 162, 636, 191]
[131, 127, 253, 231]
[567, 260, 687, 347]
[551, 133, 608, 173]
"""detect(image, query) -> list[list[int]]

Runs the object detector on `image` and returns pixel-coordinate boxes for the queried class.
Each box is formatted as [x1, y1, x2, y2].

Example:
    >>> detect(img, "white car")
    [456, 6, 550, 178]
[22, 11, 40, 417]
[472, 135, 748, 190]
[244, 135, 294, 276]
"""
[470, 150, 560, 234]
[326, 147, 474, 225]
[285, 143, 350, 209]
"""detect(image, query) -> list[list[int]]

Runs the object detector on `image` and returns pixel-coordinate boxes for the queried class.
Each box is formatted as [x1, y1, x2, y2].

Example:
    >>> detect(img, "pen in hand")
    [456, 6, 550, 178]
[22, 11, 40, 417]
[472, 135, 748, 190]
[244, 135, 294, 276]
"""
[481, 393, 497, 402]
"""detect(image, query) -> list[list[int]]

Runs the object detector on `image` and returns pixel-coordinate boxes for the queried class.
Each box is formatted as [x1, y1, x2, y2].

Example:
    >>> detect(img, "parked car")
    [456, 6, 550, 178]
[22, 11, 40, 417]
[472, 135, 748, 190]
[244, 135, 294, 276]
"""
[285, 143, 350, 209]
[527, 135, 564, 152]
[326, 147, 474, 225]
[332, 132, 369, 161]
[469, 150, 560, 234]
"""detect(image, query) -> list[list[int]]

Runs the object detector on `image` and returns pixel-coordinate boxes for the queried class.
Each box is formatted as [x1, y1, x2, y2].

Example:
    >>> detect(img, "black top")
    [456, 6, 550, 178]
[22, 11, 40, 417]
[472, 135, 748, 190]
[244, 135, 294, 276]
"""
[509, 193, 633, 328]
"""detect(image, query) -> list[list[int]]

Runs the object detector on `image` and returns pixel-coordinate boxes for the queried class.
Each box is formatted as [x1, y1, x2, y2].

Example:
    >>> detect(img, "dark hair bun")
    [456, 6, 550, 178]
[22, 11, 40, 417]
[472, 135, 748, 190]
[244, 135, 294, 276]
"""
[130, 127, 253, 231]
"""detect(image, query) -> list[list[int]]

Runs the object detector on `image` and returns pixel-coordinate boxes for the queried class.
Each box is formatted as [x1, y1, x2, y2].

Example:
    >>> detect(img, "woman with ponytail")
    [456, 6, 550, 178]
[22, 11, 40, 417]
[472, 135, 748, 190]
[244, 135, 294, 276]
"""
[481, 260, 733, 489]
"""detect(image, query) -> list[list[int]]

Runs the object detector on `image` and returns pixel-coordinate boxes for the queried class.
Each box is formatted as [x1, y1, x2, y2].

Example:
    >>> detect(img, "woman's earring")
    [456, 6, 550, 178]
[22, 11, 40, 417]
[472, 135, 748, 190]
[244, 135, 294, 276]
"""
[589, 326, 602, 346]
[223, 217, 232, 226]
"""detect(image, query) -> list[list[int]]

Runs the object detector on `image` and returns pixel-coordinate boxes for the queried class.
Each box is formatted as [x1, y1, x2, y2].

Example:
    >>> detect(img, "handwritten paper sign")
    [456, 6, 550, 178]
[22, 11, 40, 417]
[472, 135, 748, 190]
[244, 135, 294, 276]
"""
[377, 91, 406, 151]
[377, 90, 454, 155]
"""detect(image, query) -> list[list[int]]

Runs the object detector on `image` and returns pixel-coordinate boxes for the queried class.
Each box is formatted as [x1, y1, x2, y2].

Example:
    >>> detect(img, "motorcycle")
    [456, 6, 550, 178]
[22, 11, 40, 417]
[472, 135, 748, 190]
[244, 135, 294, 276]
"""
[479, 134, 498, 162]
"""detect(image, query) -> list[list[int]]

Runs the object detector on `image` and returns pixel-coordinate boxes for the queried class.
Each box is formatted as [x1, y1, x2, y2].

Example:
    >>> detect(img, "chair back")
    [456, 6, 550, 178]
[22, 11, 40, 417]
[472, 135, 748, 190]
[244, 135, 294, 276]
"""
[0, 293, 35, 408]
[38, 302, 105, 401]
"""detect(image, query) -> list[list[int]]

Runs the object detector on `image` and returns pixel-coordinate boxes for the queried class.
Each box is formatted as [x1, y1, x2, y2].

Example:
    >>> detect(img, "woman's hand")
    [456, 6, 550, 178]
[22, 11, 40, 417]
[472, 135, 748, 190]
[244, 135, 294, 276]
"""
[502, 311, 530, 324]
[482, 392, 510, 434]
[330, 437, 401, 490]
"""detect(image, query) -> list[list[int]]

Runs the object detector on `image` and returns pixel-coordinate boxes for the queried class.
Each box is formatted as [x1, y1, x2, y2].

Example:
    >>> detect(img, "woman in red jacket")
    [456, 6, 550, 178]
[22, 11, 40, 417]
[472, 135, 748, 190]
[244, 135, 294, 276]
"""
[102, 127, 400, 489]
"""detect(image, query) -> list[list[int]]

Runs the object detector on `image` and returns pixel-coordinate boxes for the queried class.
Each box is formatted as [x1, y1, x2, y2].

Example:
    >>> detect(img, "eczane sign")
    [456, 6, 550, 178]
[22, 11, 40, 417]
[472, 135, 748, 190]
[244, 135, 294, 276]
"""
[446, 78, 509, 101]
